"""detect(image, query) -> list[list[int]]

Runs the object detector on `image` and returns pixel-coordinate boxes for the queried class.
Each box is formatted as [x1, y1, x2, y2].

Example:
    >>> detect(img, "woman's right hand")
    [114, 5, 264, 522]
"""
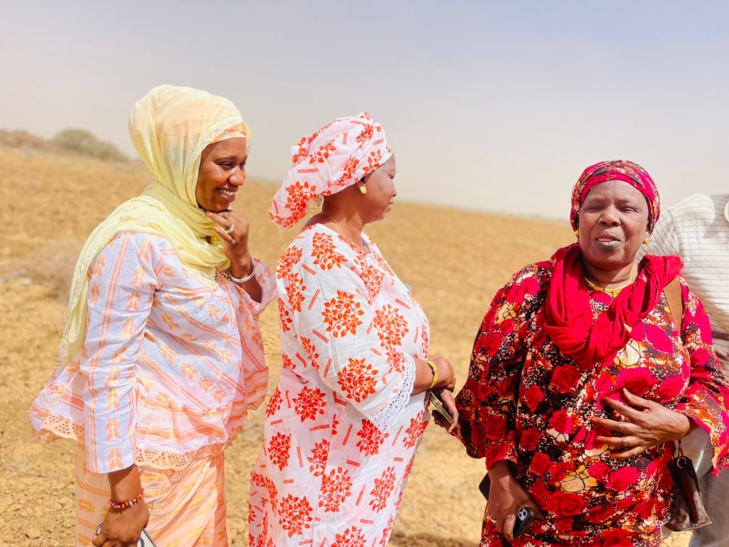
[487, 461, 543, 543]
[93, 500, 149, 547]
[429, 354, 456, 391]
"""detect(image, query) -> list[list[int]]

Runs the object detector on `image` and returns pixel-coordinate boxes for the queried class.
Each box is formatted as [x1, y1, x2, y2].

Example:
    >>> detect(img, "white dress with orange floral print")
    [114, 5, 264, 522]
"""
[248, 224, 430, 546]
[30, 231, 275, 546]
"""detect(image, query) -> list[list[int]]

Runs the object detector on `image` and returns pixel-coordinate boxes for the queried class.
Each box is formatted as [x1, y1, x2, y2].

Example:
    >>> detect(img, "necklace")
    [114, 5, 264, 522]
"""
[320, 213, 367, 252]
[584, 270, 635, 297]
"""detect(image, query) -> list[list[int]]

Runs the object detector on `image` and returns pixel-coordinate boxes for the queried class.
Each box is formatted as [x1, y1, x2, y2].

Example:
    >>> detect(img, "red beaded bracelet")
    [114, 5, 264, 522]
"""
[109, 488, 144, 510]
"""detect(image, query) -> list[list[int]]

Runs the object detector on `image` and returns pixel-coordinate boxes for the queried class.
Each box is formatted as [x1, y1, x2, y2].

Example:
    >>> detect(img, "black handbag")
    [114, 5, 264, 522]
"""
[664, 439, 711, 532]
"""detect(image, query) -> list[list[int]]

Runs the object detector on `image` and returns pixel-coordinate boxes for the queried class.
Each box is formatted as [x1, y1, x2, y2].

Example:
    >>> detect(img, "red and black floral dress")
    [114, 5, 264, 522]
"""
[457, 258, 729, 547]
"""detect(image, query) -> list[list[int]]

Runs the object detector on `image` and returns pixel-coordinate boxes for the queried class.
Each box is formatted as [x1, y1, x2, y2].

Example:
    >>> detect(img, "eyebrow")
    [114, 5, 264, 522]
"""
[215, 155, 246, 161]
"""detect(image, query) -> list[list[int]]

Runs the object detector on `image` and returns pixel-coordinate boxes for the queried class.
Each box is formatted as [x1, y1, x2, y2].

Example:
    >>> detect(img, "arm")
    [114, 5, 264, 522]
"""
[674, 283, 729, 470]
[455, 265, 548, 463]
[232, 258, 277, 411]
[594, 283, 729, 466]
[81, 233, 157, 544]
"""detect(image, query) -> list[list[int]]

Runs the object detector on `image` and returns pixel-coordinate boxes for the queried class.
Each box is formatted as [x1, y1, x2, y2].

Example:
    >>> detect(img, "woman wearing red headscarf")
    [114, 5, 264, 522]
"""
[249, 113, 457, 546]
[455, 160, 729, 546]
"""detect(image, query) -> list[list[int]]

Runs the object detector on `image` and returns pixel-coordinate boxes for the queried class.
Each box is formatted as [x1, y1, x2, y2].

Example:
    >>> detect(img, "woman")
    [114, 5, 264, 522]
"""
[455, 160, 729, 546]
[30, 85, 275, 547]
[249, 113, 457, 545]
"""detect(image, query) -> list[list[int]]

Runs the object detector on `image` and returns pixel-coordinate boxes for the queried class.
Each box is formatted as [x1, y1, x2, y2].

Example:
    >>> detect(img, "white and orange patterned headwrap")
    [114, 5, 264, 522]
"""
[269, 112, 393, 228]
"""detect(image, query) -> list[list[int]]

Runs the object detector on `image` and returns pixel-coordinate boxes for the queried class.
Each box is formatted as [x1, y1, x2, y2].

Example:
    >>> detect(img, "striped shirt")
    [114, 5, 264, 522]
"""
[643, 193, 729, 375]
[31, 232, 276, 473]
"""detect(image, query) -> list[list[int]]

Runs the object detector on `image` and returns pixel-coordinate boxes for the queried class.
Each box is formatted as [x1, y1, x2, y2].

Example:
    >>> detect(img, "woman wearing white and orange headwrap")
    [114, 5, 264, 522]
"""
[30, 85, 276, 547]
[249, 113, 458, 545]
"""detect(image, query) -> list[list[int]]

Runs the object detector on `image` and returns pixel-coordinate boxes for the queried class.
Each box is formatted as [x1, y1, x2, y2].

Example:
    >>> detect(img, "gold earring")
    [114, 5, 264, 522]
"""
[359, 184, 367, 195]
[643, 237, 650, 245]
[574, 229, 579, 239]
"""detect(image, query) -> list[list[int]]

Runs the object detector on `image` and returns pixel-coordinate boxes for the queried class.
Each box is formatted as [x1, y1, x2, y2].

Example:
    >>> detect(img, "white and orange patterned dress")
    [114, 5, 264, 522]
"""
[249, 224, 430, 546]
[30, 232, 275, 546]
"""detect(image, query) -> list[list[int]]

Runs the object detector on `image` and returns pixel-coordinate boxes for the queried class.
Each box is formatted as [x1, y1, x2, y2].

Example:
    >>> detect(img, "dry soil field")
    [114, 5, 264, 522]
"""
[0, 146, 691, 546]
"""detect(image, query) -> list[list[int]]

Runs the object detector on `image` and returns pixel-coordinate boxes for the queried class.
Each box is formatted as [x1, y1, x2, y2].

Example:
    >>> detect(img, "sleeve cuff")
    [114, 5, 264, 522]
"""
[370, 353, 416, 433]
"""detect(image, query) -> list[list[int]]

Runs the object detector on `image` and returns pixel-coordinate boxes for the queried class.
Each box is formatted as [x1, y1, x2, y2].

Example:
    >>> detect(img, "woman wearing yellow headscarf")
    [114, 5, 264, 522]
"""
[30, 85, 276, 546]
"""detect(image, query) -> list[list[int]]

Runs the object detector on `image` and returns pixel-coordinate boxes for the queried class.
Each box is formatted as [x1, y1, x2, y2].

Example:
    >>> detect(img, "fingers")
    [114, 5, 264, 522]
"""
[502, 513, 517, 543]
[206, 211, 249, 237]
[438, 389, 460, 433]
[601, 396, 643, 422]
[608, 445, 648, 459]
[92, 530, 105, 547]
[620, 388, 655, 411]
[595, 433, 647, 456]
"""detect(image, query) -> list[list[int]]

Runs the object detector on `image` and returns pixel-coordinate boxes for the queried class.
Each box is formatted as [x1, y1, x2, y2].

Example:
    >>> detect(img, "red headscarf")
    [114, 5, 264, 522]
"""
[570, 160, 661, 233]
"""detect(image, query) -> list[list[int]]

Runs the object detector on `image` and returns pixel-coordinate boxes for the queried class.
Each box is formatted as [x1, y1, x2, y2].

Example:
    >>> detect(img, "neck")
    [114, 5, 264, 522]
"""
[582, 261, 638, 289]
[319, 206, 366, 250]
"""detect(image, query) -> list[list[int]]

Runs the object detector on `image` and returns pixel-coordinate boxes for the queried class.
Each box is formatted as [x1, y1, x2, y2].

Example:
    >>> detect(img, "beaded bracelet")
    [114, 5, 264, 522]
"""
[109, 488, 144, 510]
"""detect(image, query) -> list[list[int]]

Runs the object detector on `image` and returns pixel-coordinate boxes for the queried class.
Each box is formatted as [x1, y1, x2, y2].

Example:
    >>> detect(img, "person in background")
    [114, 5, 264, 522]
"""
[642, 193, 729, 547]
[30, 85, 275, 547]
[454, 160, 729, 546]
[249, 112, 457, 546]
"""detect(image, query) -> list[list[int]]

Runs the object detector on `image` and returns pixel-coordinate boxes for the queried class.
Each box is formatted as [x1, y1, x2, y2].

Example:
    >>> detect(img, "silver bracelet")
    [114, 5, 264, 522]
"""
[229, 262, 256, 283]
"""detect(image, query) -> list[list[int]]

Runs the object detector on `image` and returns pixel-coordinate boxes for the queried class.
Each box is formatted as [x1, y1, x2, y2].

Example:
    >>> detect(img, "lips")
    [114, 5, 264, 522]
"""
[218, 187, 237, 203]
[595, 231, 620, 243]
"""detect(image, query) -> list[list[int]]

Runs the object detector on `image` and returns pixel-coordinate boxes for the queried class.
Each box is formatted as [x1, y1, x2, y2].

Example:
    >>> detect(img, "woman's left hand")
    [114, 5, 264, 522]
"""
[207, 210, 262, 302]
[592, 388, 694, 459]
[431, 388, 460, 434]
[207, 210, 252, 265]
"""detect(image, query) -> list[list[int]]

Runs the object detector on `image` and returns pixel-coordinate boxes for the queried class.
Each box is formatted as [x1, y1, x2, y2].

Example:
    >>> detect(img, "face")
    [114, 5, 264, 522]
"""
[577, 180, 650, 275]
[360, 154, 397, 222]
[195, 137, 248, 212]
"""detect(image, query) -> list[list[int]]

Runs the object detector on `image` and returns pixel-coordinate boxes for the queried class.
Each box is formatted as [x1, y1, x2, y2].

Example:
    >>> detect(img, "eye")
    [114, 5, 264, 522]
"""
[219, 162, 234, 168]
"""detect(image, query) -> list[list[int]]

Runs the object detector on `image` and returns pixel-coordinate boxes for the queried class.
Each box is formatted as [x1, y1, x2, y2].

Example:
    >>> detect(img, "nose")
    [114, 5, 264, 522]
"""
[229, 166, 246, 187]
[599, 206, 619, 225]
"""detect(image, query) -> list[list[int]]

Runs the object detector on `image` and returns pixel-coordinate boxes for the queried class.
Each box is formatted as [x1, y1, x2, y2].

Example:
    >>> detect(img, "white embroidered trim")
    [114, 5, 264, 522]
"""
[371, 353, 416, 433]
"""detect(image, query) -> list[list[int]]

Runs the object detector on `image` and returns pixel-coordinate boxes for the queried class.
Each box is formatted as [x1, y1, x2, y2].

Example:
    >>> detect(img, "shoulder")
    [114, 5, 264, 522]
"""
[98, 231, 168, 260]
[495, 260, 552, 306]
[668, 193, 729, 226]
[277, 224, 355, 278]
[507, 260, 552, 288]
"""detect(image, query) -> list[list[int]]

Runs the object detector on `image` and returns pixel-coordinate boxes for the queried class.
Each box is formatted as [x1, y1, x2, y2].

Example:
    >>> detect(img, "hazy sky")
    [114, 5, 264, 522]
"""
[3, 1, 729, 219]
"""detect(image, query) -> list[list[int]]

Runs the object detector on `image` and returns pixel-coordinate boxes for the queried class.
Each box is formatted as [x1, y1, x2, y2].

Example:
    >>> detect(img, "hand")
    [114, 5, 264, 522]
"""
[592, 388, 694, 459]
[431, 388, 460, 434]
[92, 499, 149, 547]
[429, 354, 456, 391]
[206, 210, 253, 270]
[487, 461, 543, 543]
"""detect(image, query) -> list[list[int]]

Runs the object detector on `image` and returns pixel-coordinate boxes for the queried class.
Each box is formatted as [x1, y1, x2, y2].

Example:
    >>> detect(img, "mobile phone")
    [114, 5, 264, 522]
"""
[96, 524, 157, 547]
[513, 506, 535, 538]
[429, 391, 454, 425]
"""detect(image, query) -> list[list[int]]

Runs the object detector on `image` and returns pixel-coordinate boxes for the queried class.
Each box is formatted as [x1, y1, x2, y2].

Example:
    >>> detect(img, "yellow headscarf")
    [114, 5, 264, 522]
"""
[59, 85, 250, 364]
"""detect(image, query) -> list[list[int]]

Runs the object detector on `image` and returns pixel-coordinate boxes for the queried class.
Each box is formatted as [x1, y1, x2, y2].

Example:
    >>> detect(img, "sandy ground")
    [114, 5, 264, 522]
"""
[0, 147, 692, 546]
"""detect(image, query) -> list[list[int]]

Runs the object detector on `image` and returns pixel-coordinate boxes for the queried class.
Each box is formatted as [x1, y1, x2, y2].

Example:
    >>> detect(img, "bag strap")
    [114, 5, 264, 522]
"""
[665, 278, 684, 336]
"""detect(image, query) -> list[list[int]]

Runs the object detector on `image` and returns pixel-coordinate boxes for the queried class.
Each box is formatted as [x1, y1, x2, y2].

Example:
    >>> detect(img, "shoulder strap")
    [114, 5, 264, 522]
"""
[664, 277, 684, 334]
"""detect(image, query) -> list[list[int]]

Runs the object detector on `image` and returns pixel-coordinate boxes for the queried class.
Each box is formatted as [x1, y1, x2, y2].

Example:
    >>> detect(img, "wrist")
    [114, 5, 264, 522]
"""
[487, 460, 514, 479]
[230, 259, 255, 283]
[426, 360, 438, 390]
[107, 465, 142, 502]
[433, 359, 451, 389]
